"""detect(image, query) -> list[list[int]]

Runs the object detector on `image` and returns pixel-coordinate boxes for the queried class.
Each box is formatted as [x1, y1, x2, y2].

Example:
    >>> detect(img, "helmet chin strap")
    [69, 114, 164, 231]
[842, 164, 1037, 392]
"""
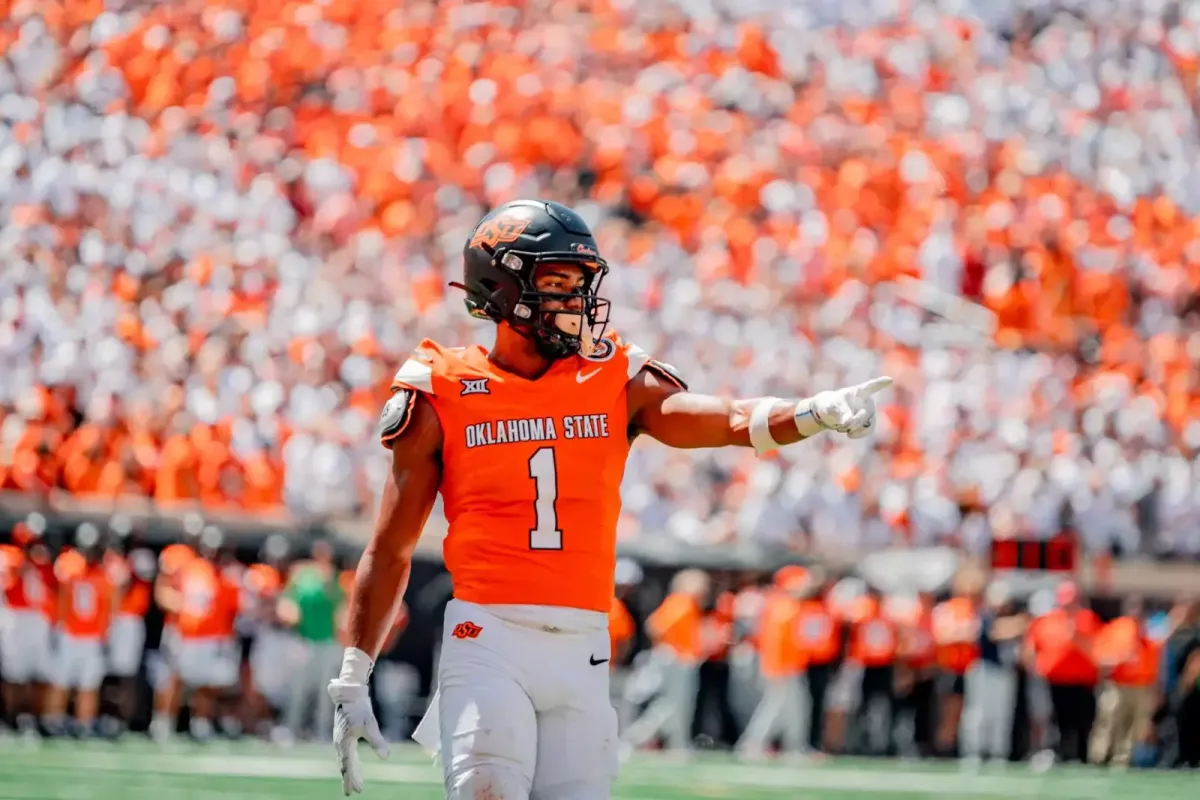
[524, 310, 589, 360]
[559, 312, 596, 356]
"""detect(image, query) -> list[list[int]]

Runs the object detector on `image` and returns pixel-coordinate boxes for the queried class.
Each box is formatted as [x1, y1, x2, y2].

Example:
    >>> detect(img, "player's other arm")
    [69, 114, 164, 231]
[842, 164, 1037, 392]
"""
[627, 364, 892, 451]
[343, 392, 442, 666]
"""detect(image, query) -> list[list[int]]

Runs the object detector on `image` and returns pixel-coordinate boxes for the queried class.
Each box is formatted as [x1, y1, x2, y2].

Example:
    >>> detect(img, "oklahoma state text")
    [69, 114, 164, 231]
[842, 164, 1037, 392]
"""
[464, 415, 611, 449]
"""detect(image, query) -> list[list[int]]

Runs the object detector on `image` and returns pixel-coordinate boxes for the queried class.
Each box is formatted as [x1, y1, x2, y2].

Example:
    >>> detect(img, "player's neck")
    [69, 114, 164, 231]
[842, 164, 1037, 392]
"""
[487, 348, 554, 381]
[489, 329, 555, 380]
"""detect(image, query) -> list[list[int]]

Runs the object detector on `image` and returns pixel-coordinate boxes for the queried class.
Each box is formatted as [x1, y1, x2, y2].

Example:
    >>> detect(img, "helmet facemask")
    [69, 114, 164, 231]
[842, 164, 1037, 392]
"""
[453, 198, 613, 360]
[515, 262, 611, 360]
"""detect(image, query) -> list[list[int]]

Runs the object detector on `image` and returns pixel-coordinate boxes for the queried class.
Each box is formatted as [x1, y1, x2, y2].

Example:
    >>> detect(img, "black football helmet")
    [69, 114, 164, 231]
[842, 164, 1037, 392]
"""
[452, 199, 611, 360]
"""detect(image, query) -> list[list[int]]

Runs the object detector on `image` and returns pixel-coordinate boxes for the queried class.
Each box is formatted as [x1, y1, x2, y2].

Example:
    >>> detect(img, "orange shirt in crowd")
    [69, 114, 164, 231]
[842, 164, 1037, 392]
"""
[702, 592, 736, 663]
[733, 585, 768, 651]
[103, 551, 151, 618]
[159, 543, 196, 578]
[757, 592, 803, 678]
[119, 577, 152, 618]
[9, 553, 59, 622]
[647, 591, 703, 662]
[54, 548, 86, 583]
[848, 597, 898, 668]
[794, 598, 841, 666]
[245, 563, 284, 610]
[895, 602, 937, 670]
[338, 568, 356, 598]
[175, 559, 240, 640]
[609, 596, 635, 664]
[56, 554, 114, 639]
[1093, 616, 1161, 687]
[157, 542, 196, 627]
[0, 544, 28, 608]
[933, 597, 980, 674]
[1026, 607, 1102, 685]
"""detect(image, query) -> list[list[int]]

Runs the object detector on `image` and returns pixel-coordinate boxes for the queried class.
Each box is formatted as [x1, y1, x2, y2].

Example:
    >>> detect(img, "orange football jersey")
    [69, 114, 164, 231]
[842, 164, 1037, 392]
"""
[176, 559, 240, 639]
[245, 563, 283, 598]
[388, 331, 680, 613]
[159, 543, 196, 578]
[6, 552, 57, 620]
[0, 544, 25, 606]
[56, 554, 114, 638]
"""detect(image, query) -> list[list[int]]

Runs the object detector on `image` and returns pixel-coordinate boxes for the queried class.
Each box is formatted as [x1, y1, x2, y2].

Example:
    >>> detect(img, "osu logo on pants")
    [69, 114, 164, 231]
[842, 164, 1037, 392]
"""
[452, 621, 482, 640]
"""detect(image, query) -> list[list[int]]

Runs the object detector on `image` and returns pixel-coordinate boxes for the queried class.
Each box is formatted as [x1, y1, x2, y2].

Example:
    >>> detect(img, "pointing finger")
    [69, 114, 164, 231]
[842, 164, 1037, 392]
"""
[855, 376, 893, 397]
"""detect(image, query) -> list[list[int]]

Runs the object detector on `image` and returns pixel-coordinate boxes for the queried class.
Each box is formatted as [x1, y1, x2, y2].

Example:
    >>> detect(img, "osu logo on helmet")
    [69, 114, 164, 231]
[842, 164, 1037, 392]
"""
[452, 621, 483, 640]
[469, 216, 531, 250]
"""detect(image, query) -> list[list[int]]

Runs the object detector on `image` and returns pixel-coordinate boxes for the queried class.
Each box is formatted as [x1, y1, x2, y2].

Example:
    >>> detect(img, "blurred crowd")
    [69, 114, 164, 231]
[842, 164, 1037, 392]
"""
[0, 514, 409, 742]
[4, 515, 1199, 772]
[617, 563, 1200, 770]
[1, 0, 1199, 557]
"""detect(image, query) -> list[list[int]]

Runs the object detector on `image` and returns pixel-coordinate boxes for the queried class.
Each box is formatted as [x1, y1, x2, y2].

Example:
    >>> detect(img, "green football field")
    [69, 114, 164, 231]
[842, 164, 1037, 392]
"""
[0, 738, 1194, 800]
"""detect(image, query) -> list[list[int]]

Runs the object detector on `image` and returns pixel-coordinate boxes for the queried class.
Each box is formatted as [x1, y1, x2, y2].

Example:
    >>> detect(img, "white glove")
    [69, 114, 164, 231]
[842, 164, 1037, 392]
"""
[795, 377, 892, 439]
[329, 671, 389, 795]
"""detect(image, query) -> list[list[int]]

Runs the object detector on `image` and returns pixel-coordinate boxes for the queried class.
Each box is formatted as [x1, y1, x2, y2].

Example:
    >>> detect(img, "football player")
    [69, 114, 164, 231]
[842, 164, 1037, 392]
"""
[328, 199, 891, 799]
[0, 515, 55, 735]
[103, 516, 155, 736]
[166, 527, 241, 740]
[149, 520, 201, 740]
[44, 523, 114, 736]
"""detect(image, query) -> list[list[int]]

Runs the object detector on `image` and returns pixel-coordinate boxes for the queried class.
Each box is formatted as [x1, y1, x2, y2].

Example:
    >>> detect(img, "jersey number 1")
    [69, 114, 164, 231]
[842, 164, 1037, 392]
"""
[528, 447, 563, 550]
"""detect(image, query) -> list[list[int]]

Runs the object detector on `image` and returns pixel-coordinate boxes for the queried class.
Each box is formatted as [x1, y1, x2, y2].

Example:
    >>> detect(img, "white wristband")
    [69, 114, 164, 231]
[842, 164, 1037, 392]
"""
[338, 646, 374, 685]
[748, 397, 782, 455]
[793, 397, 826, 438]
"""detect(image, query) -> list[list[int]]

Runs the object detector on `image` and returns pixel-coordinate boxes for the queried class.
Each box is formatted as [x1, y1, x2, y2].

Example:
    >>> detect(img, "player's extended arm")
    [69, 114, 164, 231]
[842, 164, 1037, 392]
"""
[627, 367, 892, 451]
[342, 393, 442, 665]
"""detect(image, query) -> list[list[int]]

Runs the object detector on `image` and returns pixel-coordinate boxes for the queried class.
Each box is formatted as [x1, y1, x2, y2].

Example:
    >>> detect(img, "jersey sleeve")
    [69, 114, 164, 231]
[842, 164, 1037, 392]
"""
[619, 337, 688, 390]
[381, 340, 440, 449]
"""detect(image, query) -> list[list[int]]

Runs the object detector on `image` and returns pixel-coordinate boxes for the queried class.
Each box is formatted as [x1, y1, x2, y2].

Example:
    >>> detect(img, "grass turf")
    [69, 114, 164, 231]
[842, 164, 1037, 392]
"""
[0, 738, 1192, 800]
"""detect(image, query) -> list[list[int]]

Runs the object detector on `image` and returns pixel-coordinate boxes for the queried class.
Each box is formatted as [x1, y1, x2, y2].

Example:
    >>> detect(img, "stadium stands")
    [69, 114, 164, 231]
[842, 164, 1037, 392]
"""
[0, 0, 1197, 561]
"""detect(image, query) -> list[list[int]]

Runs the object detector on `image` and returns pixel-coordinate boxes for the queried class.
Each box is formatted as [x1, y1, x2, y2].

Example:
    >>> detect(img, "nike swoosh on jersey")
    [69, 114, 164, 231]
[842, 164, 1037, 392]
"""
[589, 655, 609, 666]
[576, 368, 601, 383]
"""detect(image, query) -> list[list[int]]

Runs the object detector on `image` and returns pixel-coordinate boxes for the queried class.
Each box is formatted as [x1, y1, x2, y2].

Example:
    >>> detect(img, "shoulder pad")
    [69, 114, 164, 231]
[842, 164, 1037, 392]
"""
[619, 337, 651, 378]
[391, 339, 447, 394]
[614, 335, 688, 389]
[643, 359, 688, 391]
[392, 358, 434, 394]
[379, 389, 416, 449]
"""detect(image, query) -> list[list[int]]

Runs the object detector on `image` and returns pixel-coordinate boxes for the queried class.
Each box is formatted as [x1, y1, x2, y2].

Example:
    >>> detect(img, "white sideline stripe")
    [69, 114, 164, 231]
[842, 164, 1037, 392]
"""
[13, 752, 1123, 798]
[621, 764, 1112, 797]
[21, 753, 440, 784]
